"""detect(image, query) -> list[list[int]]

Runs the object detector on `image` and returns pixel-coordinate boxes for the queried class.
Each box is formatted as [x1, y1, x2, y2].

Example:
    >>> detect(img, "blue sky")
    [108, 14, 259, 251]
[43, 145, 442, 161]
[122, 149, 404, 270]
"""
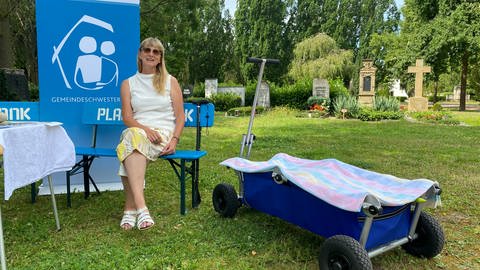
[225, 0, 405, 15]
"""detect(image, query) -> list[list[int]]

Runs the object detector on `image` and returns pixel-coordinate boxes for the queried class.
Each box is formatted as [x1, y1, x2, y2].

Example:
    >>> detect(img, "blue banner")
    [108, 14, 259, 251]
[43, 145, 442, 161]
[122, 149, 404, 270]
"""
[36, 0, 139, 194]
[0, 102, 40, 121]
[80, 102, 215, 127]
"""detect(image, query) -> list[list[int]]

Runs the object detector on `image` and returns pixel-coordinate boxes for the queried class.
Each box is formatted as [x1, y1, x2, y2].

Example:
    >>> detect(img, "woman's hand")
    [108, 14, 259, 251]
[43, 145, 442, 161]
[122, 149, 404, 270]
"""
[161, 137, 178, 155]
[144, 128, 162, 144]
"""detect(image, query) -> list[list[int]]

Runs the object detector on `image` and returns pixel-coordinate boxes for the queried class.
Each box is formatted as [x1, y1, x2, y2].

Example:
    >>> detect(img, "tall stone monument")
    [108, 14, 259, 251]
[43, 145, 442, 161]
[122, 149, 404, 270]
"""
[358, 60, 377, 106]
[407, 59, 430, 112]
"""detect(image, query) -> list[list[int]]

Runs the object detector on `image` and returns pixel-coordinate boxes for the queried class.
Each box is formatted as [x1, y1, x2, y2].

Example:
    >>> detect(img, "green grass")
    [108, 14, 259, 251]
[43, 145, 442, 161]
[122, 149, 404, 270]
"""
[1, 109, 479, 269]
[451, 111, 480, 126]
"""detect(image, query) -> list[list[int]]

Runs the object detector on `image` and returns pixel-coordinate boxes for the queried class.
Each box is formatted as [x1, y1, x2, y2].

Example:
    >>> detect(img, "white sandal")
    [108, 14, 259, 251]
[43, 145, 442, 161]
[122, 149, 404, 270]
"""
[120, 210, 137, 230]
[137, 207, 155, 230]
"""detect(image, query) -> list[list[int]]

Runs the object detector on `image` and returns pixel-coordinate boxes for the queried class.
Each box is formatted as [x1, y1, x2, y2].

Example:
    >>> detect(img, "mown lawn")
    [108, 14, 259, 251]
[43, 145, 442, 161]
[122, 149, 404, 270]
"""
[1, 109, 479, 269]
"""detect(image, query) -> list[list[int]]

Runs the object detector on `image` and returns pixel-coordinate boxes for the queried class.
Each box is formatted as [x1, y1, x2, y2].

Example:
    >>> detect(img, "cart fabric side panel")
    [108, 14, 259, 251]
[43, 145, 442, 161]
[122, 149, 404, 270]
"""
[243, 172, 413, 250]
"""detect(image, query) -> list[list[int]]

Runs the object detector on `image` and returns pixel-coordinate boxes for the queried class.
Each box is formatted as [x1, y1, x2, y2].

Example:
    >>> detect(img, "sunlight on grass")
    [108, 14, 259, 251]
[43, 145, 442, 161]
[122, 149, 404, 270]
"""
[451, 111, 480, 126]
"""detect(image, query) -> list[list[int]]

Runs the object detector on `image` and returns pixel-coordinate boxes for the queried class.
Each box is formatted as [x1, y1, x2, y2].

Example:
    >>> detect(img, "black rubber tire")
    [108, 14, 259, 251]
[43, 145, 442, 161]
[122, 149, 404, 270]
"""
[402, 211, 445, 258]
[318, 235, 373, 270]
[212, 183, 240, 218]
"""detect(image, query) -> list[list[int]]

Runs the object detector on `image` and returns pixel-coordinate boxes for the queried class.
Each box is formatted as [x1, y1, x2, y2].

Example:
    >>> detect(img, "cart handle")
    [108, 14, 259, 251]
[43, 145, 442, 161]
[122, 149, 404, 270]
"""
[246, 57, 280, 65]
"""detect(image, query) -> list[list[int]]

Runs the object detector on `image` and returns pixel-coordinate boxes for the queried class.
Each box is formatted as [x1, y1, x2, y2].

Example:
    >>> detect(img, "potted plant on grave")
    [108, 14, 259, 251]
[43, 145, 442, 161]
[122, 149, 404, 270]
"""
[306, 96, 330, 118]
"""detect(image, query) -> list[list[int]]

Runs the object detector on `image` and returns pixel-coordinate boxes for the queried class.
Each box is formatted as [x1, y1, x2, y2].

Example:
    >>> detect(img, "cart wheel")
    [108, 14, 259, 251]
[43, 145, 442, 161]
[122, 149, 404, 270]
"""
[212, 183, 240, 218]
[318, 235, 372, 270]
[402, 211, 444, 258]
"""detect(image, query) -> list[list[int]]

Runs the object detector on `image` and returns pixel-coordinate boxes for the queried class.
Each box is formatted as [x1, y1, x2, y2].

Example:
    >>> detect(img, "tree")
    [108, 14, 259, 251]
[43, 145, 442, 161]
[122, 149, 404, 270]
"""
[398, 0, 480, 110]
[189, 0, 235, 84]
[140, 0, 202, 85]
[234, 0, 291, 83]
[288, 33, 354, 82]
[3, 0, 37, 84]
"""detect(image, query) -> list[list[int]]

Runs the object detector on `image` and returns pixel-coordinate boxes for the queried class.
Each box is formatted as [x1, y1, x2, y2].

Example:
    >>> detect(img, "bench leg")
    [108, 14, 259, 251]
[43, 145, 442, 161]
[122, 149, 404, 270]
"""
[192, 159, 201, 208]
[31, 183, 36, 204]
[83, 155, 90, 199]
[66, 171, 71, 208]
[180, 159, 186, 215]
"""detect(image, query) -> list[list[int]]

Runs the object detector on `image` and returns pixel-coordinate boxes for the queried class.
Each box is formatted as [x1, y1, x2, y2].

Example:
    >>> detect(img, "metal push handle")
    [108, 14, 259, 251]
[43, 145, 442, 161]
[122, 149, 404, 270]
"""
[246, 57, 280, 65]
[240, 57, 280, 158]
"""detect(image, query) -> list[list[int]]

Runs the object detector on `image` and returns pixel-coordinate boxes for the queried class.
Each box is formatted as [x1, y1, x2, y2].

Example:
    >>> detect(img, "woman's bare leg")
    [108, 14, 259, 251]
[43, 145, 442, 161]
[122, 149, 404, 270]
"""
[123, 150, 153, 229]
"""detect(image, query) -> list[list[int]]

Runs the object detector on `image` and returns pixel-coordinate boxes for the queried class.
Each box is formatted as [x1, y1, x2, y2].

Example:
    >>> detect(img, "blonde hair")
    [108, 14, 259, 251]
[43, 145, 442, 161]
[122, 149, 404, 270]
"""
[137, 37, 168, 94]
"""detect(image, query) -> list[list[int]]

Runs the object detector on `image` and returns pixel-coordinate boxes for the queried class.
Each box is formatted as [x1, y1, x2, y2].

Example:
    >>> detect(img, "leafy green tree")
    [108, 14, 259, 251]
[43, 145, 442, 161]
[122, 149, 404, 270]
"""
[2, 0, 37, 84]
[288, 33, 354, 83]
[397, 0, 480, 109]
[234, 0, 291, 84]
[189, 0, 235, 84]
[289, 0, 323, 44]
[140, 0, 202, 84]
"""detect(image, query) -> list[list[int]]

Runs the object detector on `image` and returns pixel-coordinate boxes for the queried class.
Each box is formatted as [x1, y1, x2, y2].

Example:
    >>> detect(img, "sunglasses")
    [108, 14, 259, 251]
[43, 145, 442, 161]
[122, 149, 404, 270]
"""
[141, 47, 162, 56]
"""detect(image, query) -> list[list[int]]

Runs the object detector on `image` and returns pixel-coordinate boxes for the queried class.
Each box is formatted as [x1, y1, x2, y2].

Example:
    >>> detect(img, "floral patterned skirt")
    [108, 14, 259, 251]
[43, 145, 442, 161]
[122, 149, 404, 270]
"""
[116, 127, 171, 176]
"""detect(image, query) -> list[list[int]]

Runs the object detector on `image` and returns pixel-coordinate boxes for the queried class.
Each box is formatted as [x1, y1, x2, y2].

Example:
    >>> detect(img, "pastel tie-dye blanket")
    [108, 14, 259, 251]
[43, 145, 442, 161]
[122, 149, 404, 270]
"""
[220, 153, 436, 212]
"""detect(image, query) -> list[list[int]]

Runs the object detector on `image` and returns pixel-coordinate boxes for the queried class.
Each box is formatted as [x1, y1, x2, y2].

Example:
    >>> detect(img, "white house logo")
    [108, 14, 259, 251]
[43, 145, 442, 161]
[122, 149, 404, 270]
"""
[51, 15, 119, 91]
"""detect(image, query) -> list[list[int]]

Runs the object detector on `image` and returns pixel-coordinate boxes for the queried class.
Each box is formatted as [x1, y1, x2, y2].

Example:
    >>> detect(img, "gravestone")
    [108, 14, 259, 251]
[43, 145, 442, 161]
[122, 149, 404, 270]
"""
[451, 86, 470, 101]
[0, 68, 30, 101]
[218, 86, 246, 106]
[182, 84, 193, 99]
[313, 78, 329, 99]
[407, 59, 430, 112]
[257, 81, 270, 108]
[358, 60, 377, 106]
[205, 78, 218, 98]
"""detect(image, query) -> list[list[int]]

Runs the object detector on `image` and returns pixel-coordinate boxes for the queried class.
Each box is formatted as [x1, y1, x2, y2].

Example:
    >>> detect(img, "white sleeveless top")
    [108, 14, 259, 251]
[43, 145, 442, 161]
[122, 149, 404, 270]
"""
[128, 72, 175, 132]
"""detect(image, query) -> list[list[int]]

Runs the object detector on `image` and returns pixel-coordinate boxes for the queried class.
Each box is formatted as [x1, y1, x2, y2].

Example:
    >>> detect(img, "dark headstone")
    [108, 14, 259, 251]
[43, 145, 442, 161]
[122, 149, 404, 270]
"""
[0, 68, 30, 101]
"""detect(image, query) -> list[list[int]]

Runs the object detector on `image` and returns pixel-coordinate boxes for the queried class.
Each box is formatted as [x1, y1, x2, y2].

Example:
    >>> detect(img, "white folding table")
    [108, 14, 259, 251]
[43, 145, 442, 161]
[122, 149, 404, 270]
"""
[0, 122, 75, 270]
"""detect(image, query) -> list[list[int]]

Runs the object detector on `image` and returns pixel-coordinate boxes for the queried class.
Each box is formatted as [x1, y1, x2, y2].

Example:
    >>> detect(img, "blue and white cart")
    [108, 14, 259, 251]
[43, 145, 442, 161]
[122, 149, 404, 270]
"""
[212, 58, 444, 270]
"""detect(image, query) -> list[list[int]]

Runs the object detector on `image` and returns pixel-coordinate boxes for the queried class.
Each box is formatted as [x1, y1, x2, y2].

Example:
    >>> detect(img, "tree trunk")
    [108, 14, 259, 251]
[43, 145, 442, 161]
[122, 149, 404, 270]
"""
[460, 50, 468, 111]
[433, 80, 438, 103]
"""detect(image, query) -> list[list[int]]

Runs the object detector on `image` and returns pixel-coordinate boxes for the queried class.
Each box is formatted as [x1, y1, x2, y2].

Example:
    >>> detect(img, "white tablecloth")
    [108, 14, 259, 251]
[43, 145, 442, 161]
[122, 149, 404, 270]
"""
[0, 122, 75, 200]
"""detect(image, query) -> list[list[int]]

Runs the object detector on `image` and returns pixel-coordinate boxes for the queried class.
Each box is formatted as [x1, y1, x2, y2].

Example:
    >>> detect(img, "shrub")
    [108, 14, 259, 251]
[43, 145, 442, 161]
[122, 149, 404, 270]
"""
[428, 95, 446, 102]
[329, 78, 349, 101]
[358, 108, 404, 121]
[373, 96, 400, 112]
[185, 97, 210, 104]
[192, 82, 205, 97]
[270, 79, 312, 109]
[226, 106, 265, 116]
[333, 95, 360, 118]
[408, 111, 460, 125]
[432, 102, 443, 111]
[208, 92, 242, 111]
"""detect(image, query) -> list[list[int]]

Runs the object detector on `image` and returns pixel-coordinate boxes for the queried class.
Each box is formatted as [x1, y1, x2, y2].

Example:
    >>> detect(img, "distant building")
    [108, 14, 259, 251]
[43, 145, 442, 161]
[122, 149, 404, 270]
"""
[389, 79, 408, 98]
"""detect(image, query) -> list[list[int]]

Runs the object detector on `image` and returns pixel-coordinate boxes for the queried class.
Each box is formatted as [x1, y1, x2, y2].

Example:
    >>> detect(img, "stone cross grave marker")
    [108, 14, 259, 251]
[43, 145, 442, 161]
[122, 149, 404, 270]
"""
[407, 59, 431, 98]
[407, 59, 430, 111]
[313, 78, 329, 99]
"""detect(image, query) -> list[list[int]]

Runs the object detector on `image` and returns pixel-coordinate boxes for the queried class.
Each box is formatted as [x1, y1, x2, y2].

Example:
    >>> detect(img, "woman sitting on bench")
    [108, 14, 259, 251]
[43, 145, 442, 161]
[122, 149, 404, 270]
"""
[116, 37, 185, 230]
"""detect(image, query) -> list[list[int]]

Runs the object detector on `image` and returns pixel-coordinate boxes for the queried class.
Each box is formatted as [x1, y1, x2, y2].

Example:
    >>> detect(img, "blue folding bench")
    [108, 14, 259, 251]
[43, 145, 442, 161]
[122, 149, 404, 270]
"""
[66, 100, 214, 215]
